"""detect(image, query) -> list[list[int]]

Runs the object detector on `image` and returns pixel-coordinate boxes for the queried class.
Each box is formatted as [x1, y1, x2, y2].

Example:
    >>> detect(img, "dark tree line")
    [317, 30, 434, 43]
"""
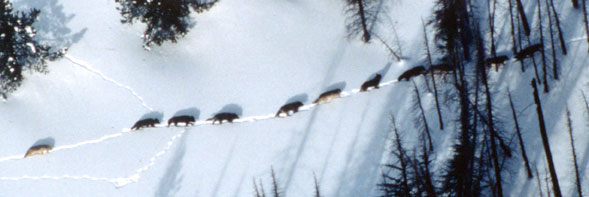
[115, 0, 218, 48]
[0, 0, 65, 99]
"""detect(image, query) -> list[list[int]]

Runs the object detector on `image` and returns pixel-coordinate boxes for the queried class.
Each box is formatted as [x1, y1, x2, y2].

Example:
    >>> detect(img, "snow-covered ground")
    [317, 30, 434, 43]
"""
[0, 0, 588, 196]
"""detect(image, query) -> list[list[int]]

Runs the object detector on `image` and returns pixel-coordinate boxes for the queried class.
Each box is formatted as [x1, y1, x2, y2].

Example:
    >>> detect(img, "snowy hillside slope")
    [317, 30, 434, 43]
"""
[1, 0, 588, 196]
[0, 0, 434, 196]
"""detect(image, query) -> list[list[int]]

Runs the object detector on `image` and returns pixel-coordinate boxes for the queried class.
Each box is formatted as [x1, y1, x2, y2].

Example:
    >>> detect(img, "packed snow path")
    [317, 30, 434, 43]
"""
[0, 77, 400, 187]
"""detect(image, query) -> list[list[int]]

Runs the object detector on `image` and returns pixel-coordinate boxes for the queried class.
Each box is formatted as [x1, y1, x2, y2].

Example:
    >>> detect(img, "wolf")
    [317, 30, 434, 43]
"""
[313, 89, 342, 104]
[360, 74, 382, 92]
[131, 118, 160, 130]
[398, 66, 425, 81]
[276, 101, 304, 117]
[515, 44, 543, 60]
[486, 55, 509, 71]
[24, 144, 52, 158]
[429, 63, 454, 74]
[208, 113, 239, 124]
[167, 115, 195, 126]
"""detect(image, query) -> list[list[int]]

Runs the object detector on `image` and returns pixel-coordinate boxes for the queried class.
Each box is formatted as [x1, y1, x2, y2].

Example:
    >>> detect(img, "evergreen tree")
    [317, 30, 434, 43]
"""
[115, 0, 218, 48]
[344, 0, 380, 43]
[0, 0, 65, 98]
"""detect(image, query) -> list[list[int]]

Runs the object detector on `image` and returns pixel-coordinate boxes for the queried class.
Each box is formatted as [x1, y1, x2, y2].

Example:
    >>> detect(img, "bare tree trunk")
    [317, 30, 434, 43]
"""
[271, 167, 280, 197]
[488, 0, 497, 56]
[524, 35, 542, 84]
[537, 0, 549, 92]
[391, 116, 411, 196]
[313, 173, 321, 197]
[549, 0, 568, 55]
[544, 166, 552, 197]
[508, 92, 533, 178]
[516, 0, 531, 36]
[565, 106, 583, 197]
[261, 178, 267, 197]
[357, 0, 371, 42]
[373, 34, 402, 61]
[535, 166, 545, 197]
[573, 0, 580, 8]
[420, 135, 436, 196]
[508, 0, 519, 55]
[546, 0, 559, 80]
[517, 13, 526, 72]
[481, 57, 503, 197]
[413, 81, 434, 151]
[254, 179, 262, 197]
[531, 78, 562, 197]
[583, 0, 589, 53]
[423, 19, 444, 130]
[582, 91, 589, 121]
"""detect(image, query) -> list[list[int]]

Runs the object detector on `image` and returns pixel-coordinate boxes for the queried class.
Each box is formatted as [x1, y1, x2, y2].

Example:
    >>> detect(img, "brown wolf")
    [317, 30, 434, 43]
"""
[276, 101, 304, 117]
[313, 89, 342, 104]
[207, 113, 239, 124]
[360, 74, 382, 92]
[515, 44, 543, 60]
[167, 115, 195, 126]
[398, 66, 425, 81]
[486, 55, 509, 71]
[24, 145, 52, 158]
[131, 118, 160, 130]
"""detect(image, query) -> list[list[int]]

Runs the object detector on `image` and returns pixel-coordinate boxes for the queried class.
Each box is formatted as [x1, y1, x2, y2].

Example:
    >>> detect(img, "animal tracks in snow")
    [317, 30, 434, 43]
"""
[65, 55, 153, 111]
[0, 55, 402, 187]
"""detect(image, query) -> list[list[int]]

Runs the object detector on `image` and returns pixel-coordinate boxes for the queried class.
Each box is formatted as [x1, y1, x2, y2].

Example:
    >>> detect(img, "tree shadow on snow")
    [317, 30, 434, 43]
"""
[31, 137, 55, 148]
[172, 107, 200, 120]
[13, 0, 87, 50]
[155, 129, 188, 197]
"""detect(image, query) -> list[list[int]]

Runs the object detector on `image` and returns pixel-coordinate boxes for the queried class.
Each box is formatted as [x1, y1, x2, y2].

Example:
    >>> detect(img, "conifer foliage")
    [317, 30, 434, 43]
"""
[115, 0, 218, 48]
[344, 0, 380, 43]
[0, 0, 65, 98]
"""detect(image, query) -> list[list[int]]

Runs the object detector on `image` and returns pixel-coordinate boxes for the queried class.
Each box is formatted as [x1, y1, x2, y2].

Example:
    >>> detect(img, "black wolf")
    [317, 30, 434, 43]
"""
[398, 66, 425, 81]
[167, 115, 195, 126]
[24, 144, 52, 158]
[131, 118, 160, 130]
[360, 74, 382, 92]
[208, 113, 239, 124]
[313, 89, 342, 104]
[276, 101, 304, 117]
[515, 44, 543, 60]
[429, 63, 454, 74]
[486, 55, 509, 71]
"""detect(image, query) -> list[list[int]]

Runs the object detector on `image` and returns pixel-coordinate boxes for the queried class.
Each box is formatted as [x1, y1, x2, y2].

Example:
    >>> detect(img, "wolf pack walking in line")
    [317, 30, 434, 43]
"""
[22, 44, 536, 159]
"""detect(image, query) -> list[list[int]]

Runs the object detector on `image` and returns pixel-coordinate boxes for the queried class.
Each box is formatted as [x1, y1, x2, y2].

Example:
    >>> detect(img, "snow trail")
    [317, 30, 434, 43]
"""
[65, 55, 153, 111]
[0, 79, 401, 187]
[0, 128, 187, 188]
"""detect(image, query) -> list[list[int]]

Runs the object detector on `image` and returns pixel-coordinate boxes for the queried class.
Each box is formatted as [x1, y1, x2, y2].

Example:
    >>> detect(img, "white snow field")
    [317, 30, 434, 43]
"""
[0, 0, 588, 196]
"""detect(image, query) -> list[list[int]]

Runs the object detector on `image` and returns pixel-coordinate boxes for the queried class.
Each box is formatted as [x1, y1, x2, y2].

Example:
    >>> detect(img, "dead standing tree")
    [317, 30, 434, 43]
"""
[548, 0, 568, 55]
[565, 106, 583, 197]
[545, 0, 559, 80]
[516, 0, 531, 36]
[508, 91, 533, 178]
[531, 79, 562, 197]
[536, 0, 549, 92]
[422, 19, 444, 130]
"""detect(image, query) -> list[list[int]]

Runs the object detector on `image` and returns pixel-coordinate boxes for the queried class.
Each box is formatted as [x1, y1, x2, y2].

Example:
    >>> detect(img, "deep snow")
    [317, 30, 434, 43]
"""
[0, 0, 588, 196]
